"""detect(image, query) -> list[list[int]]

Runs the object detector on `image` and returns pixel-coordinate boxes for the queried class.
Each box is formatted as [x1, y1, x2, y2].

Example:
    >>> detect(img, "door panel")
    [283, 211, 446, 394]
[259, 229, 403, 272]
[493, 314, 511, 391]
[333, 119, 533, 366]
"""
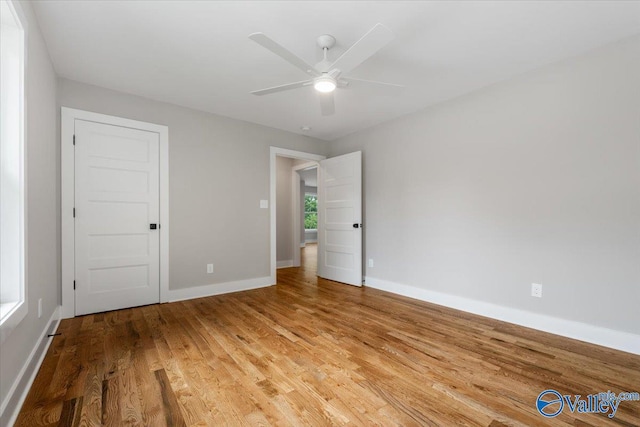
[75, 119, 160, 315]
[318, 151, 362, 286]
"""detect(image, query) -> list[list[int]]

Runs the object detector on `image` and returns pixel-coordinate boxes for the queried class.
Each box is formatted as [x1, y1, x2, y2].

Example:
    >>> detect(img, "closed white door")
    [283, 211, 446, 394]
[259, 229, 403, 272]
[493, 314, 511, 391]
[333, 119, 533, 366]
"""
[74, 119, 160, 315]
[318, 151, 362, 286]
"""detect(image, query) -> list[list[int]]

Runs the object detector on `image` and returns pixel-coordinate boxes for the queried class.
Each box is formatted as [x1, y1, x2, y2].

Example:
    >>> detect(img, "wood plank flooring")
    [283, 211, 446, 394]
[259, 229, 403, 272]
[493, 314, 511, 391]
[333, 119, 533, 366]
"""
[15, 244, 640, 426]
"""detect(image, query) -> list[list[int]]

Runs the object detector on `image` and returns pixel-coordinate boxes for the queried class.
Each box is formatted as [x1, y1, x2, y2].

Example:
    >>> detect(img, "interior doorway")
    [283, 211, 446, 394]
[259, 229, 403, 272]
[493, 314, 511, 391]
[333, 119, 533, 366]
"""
[269, 147, 325, 283]
[61, 107, 170, 318]
[269, 147, 363, 287]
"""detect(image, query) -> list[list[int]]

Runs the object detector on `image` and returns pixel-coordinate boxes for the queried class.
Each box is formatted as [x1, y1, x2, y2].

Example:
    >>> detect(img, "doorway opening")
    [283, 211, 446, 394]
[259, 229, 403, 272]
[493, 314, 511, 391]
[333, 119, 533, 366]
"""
[276, 158, 318, 272]
[269, 147, 362, 287]
[269, 147, 325, 284]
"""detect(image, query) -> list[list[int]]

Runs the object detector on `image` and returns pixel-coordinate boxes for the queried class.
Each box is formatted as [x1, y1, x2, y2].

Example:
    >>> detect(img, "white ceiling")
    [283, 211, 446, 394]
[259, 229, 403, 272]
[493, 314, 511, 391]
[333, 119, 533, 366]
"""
[33, 1, 640, 141]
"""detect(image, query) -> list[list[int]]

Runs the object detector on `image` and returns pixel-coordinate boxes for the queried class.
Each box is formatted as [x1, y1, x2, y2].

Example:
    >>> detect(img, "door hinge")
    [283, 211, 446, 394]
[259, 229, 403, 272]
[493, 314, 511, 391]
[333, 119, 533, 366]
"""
[73, 280, 76, 290]
[73, 135, 75, 145]
[73, 207, 76, 218]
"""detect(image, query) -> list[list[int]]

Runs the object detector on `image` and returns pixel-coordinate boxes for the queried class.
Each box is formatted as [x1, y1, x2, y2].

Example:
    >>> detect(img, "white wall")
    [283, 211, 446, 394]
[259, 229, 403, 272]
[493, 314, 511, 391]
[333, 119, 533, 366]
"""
[58, 79, 327, 291]
[329, 35, 640, 336]
[276, 156, 294, 264]
[0, 1, 60, 422]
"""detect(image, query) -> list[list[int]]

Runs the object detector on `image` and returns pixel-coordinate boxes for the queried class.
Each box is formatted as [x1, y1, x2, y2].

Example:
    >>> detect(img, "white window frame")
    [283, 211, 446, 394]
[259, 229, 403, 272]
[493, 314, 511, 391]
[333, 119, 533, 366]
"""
[0, 0, 28, 344]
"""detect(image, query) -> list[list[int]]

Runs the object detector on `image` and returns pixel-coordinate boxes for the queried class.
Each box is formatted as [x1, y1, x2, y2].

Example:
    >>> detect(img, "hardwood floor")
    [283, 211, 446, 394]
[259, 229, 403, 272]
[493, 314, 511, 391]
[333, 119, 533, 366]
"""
[15, 244, 640, 426]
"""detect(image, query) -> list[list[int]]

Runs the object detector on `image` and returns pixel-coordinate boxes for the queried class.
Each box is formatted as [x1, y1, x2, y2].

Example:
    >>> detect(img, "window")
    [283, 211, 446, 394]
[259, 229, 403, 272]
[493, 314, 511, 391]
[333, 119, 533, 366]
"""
[1, 0, 26, 333]
[304, 194, 317, 230]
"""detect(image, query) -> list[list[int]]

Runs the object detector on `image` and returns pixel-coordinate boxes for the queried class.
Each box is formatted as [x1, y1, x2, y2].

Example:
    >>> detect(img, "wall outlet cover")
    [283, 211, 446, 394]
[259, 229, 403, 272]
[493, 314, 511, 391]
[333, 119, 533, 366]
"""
[531, 283, 542, 298]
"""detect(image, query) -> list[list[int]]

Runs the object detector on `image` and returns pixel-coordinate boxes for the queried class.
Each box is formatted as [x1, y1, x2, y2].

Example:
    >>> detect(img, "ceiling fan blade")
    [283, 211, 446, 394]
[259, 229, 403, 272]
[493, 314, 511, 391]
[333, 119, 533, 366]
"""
[329, 23, 395, 74]
[318, 92, 335, 116]
[341, 77, 404, 92]
[251, 80, 312, 96]
[249, 33, 321, 77]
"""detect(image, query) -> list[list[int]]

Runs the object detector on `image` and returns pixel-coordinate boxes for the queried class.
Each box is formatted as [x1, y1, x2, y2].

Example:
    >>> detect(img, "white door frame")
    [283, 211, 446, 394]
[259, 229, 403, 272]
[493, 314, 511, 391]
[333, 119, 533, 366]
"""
[61, 107, 170, 319]
[269, 147, 325, 283]
[292, 162, 318, 267]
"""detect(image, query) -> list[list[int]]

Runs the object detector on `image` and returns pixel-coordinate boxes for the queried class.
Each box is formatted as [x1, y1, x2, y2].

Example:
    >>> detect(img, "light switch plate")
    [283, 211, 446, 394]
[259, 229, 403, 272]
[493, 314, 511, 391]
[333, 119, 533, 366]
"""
[260, 200, 269, 209]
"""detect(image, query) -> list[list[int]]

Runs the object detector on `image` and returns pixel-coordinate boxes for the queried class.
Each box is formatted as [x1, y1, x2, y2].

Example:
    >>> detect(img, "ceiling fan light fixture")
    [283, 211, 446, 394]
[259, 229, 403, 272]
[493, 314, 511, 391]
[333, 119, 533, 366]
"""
[314, 76, 337, 93]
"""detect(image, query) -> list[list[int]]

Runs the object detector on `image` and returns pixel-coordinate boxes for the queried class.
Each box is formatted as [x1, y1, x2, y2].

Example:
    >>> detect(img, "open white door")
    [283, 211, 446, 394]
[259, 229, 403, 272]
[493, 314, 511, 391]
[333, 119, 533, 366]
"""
[318, 151, 362, 286]
[74, 119, 160, 315]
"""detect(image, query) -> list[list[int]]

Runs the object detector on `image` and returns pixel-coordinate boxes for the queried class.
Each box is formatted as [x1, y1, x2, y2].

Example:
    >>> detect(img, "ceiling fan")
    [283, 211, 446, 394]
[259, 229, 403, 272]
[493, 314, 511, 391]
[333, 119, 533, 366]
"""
[249, 23, 403, 116]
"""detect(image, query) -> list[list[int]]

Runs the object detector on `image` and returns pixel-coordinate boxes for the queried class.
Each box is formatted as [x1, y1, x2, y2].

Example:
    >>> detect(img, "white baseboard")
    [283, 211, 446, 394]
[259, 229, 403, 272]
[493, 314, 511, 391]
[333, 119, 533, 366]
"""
[0, 306, 61, 426]
[167, 276, 273, 303]
[277, 260, 294, 269]
[365, 277, 640, 355]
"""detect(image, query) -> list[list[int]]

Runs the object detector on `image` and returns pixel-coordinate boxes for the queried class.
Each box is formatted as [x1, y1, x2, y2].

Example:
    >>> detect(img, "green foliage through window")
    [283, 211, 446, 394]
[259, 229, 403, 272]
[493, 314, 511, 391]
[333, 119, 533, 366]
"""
[304, 194, 317, 230]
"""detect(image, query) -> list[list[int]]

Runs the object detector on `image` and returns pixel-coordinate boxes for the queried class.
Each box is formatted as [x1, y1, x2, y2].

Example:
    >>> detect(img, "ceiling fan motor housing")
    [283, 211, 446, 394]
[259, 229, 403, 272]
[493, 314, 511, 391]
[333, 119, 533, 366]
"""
[316, 34, 336, 50]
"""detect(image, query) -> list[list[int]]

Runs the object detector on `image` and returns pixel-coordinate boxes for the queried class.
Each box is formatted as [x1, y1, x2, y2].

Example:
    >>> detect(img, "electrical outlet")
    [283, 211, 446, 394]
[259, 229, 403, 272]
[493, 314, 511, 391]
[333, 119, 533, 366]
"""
[531, 283, 542, 298]
[207, 263, 214, 274]
[368, 259, 374, 268]
[38, 298, 42, 318]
